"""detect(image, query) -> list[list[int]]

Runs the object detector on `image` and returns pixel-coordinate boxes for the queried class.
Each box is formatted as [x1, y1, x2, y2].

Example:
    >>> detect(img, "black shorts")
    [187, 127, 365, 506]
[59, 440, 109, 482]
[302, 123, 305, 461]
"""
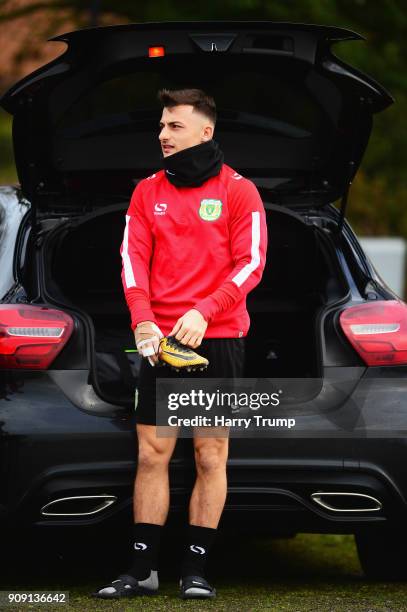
[134, 338, 246, 425]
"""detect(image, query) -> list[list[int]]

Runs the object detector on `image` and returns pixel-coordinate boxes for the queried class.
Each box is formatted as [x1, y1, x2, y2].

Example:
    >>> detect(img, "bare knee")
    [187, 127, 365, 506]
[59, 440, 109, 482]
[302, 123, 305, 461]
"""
[194, 440, 228, 474]
[137, 425, 175, 470]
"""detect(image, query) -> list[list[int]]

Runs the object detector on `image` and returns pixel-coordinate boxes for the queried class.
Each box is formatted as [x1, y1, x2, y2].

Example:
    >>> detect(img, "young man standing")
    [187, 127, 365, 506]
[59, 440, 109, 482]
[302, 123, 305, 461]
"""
[93, 88, 267, 600]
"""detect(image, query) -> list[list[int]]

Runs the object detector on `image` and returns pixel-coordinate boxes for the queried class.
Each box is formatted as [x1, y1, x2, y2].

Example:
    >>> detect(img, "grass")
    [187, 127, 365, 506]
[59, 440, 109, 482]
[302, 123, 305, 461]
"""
[2, 530, 407, 611]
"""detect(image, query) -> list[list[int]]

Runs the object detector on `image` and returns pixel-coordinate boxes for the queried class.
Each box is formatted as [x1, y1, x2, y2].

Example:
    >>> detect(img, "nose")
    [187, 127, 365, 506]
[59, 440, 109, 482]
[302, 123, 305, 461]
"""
[159, 125, 169, 142]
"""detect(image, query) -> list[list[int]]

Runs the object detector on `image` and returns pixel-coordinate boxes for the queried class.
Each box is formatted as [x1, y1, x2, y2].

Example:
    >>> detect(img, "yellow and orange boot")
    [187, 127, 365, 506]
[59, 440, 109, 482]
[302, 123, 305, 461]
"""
[158, 336, 209, 372]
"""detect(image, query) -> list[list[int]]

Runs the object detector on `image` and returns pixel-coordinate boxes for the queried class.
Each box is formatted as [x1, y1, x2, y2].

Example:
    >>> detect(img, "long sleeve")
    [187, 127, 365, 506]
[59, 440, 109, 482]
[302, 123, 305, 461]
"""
[193, 178, 268, 322]
[120, 182, 156, 330]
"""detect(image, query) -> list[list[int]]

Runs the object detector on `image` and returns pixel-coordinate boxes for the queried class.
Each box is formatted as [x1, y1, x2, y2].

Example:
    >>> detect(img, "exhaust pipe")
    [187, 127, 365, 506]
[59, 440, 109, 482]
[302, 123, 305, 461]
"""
[311, 491, 382, 512]
[41, 495, 117, 517]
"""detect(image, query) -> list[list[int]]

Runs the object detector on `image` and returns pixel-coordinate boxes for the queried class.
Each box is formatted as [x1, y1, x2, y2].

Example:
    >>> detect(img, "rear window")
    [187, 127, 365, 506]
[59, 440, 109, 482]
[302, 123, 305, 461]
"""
[57, 63, 319, 136]
[51, 54, 341, 178]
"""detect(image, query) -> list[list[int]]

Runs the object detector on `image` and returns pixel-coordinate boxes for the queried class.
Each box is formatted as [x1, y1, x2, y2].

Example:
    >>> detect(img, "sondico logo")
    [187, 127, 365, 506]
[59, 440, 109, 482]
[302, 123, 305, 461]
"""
[134, 542, 147, 550]
[190, 545, 206, 554]
[154, 203, 167, 215]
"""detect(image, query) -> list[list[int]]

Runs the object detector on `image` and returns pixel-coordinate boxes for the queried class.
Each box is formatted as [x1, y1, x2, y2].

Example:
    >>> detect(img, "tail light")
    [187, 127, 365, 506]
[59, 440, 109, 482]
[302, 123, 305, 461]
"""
[339, 300, 407, 366]
[0, 305, 74, 369]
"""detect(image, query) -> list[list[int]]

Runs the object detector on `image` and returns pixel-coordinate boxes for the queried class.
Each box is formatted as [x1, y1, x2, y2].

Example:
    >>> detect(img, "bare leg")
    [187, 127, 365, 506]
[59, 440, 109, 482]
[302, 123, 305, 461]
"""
[134, 424, 178, 524]
[189, 428, 230, 527]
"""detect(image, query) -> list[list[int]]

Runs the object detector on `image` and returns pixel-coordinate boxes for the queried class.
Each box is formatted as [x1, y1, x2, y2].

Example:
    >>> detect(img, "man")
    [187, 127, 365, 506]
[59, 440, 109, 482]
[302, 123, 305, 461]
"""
[93, 88, 267, 600]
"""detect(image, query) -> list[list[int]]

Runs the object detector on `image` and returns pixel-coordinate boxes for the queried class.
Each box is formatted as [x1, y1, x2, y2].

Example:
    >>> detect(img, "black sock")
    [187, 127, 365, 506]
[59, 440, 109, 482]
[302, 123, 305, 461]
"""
[180, 524, 217, 578]
[125, 522, 163, 580]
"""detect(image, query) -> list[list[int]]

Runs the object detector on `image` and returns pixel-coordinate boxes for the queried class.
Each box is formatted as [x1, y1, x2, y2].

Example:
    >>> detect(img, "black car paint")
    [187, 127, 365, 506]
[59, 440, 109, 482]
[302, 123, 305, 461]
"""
[1, 186, 407, 538]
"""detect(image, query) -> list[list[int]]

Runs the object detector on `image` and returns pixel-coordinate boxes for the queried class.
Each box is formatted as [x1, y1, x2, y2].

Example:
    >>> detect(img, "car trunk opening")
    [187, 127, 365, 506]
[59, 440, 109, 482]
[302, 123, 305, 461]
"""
[1, 22, 393, 212]
[41, 202, 347, 406]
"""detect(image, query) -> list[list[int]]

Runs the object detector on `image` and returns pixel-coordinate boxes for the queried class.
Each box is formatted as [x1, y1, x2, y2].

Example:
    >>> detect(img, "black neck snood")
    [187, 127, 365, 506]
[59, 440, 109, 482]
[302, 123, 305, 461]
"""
[162, 139, 224, 187]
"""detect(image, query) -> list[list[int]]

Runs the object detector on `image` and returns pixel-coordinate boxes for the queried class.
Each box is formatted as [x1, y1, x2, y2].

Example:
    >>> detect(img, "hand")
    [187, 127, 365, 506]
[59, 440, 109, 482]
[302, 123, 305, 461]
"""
[169, 309, 208, 349]
[134, 321, 164, 366]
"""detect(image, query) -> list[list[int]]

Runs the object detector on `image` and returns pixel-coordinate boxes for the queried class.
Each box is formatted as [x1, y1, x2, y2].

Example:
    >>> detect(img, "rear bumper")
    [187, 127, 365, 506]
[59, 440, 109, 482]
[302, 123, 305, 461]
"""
[2, 369, 407, 535]
[222, 465, 405, 534]
[1, 457, 406, 536]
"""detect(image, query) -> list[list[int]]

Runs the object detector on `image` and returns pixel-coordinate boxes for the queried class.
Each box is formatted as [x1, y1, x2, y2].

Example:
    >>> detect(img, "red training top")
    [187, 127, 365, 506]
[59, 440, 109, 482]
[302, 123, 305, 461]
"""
[120, 163, 268, 338]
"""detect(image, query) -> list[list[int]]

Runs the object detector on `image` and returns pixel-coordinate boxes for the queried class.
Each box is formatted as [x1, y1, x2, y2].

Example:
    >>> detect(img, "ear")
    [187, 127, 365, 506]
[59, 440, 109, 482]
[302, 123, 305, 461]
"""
[202, 124, 214, 141]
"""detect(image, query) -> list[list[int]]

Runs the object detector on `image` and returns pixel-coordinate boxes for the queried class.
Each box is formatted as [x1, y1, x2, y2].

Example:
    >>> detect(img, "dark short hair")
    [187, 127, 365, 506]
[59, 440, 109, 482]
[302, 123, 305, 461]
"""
[157, 88, 217, 125]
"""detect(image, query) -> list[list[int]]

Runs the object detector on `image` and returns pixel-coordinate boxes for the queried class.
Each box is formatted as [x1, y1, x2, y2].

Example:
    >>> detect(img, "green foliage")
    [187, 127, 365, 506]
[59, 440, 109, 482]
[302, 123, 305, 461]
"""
[0, 108, 17, 184]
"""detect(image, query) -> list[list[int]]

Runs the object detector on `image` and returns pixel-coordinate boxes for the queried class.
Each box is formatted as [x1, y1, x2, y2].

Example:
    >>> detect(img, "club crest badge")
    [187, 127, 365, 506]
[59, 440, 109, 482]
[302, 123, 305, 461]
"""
[199, 199, 223, 221]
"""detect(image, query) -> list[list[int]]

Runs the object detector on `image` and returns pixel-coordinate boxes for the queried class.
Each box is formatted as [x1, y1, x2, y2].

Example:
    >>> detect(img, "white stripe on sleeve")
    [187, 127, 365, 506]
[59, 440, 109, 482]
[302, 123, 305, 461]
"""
[122, 214, 136, 288]
[231, 211, 261, 288]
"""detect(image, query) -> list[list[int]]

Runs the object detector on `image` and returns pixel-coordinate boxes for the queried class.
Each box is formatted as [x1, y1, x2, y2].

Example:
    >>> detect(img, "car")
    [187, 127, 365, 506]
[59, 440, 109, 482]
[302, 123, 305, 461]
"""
[1, 20, 407, 581]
